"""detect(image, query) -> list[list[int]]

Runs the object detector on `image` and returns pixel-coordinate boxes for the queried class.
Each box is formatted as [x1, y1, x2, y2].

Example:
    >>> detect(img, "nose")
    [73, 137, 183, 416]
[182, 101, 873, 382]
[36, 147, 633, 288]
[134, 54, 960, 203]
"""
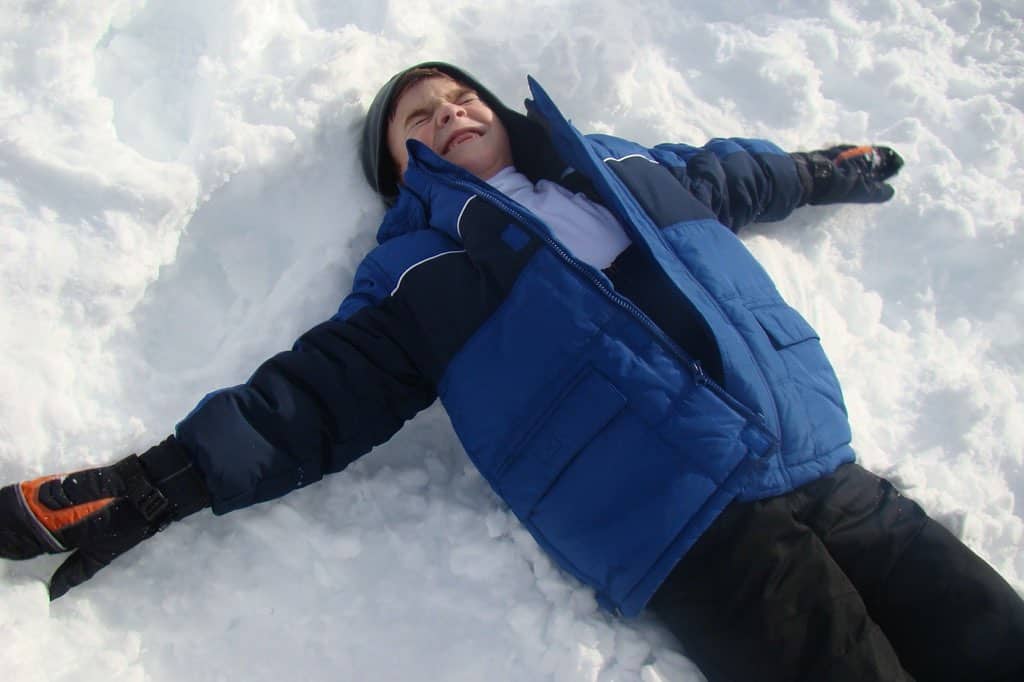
[435, 101, 466, 127]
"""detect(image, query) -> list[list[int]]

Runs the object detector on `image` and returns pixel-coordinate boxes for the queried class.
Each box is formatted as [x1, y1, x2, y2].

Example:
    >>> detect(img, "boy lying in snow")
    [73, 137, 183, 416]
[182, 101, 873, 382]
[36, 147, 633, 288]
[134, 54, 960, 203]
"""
[2, 62, 1022, 681]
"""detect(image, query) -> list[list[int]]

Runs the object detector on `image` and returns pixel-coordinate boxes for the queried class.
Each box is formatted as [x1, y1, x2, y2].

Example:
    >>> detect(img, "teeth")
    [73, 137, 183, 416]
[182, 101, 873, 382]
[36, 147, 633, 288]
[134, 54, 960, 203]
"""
[446, 132, 477, 153]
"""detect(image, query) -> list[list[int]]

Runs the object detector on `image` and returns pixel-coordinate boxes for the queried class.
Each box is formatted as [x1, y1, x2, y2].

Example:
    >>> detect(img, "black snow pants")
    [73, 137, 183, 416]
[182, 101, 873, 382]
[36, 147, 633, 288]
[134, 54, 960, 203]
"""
[648, 462, 1024, 682]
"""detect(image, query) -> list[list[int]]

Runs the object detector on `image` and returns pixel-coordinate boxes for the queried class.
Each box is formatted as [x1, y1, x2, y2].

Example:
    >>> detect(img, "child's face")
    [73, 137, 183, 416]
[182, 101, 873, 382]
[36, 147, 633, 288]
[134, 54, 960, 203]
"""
[386, 75, 513, 183]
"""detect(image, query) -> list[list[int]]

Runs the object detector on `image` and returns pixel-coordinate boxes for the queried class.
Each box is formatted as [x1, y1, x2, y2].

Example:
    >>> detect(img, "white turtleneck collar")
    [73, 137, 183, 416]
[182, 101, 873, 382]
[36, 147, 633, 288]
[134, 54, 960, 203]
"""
[486, 167, 630, 269]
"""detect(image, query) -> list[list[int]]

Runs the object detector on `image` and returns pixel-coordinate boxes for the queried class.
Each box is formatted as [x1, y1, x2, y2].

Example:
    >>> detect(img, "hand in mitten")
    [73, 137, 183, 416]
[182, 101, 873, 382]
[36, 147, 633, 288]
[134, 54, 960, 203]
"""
[792, 145, 904, 205]
[0, 436, 209, 599]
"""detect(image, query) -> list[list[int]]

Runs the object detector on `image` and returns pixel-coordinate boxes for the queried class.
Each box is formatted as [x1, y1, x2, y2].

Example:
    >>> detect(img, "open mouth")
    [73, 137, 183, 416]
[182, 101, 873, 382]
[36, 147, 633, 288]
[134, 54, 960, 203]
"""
[443, 130, 481, 155]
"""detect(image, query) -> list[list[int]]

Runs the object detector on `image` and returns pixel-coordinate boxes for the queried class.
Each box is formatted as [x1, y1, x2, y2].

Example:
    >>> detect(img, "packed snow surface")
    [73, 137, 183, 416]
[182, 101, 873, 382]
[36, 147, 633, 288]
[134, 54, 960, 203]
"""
[1, 1, 1023, 680]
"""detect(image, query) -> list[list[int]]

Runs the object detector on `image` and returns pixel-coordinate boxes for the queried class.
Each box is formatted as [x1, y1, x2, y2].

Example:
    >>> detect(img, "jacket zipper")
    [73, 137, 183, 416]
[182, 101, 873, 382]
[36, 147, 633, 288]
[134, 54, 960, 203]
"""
[444, 175, 775, 439]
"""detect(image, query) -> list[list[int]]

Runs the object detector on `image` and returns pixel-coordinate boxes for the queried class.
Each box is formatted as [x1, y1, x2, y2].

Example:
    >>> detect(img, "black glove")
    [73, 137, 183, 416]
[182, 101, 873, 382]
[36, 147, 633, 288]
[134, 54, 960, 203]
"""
[792, 145, 904, 205]
[0, 436, 209, 599]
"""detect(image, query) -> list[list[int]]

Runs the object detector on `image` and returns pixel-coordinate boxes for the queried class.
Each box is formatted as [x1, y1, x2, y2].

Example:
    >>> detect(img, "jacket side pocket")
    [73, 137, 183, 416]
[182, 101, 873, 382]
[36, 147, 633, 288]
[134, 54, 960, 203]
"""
[497, 368, 626, 513]
[749, 302, 819, 350]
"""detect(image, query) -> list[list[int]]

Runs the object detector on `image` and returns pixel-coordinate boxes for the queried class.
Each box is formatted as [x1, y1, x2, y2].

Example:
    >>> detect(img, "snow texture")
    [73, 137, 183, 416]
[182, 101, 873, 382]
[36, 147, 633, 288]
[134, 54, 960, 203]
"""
[1, 1, 1022, 680]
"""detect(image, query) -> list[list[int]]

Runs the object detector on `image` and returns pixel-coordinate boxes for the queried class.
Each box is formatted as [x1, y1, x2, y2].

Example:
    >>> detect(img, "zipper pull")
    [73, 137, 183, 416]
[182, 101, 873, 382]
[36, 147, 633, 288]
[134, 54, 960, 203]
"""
[692, 361, 709, 386]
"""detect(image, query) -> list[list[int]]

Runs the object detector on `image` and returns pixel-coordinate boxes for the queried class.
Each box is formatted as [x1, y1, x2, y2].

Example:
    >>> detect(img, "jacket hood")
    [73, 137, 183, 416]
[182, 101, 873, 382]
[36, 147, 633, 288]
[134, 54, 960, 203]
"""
[361, 62, 564, 207]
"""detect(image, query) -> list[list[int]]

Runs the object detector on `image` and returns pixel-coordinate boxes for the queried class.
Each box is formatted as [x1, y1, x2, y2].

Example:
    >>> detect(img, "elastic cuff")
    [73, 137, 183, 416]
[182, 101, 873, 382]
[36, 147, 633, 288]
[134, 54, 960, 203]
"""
[138, 436, 211, 520]
[791, 152, 838, 205]
[790, 153, 815, 206]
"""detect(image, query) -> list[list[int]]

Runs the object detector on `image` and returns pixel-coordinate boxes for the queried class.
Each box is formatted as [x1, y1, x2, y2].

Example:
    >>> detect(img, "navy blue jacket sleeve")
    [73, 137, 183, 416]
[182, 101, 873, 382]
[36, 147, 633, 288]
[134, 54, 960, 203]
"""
[174, 262, 435, 515]
[650, 138, 805, 232]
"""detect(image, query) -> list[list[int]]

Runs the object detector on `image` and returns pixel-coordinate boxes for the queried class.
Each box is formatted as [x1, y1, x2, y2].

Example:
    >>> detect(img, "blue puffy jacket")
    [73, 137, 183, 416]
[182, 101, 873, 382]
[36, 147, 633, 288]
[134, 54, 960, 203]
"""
[176, 77, 854, 616]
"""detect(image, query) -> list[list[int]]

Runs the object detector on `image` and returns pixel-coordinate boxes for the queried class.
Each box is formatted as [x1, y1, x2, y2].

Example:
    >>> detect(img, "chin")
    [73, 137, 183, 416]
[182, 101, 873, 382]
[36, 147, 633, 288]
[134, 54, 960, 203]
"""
[447, 154, 490, 176]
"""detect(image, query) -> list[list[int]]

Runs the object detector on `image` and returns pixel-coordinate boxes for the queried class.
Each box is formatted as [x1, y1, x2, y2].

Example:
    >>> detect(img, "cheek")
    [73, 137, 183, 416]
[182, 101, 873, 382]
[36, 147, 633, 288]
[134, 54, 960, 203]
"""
[388, 141, 408, 175]
[475, 109, 496, 127]
[409, 127, 434, 147]
[395, 127, 438, 163]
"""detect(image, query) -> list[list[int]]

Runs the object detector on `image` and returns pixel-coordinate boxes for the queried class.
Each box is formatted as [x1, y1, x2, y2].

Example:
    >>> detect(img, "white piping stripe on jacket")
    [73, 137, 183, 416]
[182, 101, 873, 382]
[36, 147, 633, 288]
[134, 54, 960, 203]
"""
[456, 195, 476, 240]
[603, 153, 658, 164]
[391, 250, 467, 297]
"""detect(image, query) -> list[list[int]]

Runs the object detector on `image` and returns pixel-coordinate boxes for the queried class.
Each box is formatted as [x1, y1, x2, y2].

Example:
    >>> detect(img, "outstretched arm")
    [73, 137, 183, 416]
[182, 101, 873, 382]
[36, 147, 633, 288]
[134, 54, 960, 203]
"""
[176, 299, 436, 514]
[0, 256, 436, 598]
[651, 139, 903, 232]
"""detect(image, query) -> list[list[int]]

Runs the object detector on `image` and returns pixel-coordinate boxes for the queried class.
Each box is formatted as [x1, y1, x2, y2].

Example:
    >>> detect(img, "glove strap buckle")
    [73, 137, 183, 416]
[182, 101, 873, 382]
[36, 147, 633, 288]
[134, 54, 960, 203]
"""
[113, 455, 171, 527]
[135, 486, 170, 524]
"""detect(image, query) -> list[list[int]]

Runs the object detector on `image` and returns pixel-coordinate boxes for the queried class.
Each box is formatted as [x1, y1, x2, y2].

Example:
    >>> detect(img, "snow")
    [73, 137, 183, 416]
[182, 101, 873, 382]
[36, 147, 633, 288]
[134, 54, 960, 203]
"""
[1, 0, 1022, 679]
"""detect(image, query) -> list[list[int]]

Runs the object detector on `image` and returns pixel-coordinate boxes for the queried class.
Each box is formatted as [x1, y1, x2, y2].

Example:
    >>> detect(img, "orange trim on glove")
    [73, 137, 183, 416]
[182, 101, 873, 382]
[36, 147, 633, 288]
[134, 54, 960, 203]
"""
[19, 475, 115, 533]
[832, 145, 874, 164]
